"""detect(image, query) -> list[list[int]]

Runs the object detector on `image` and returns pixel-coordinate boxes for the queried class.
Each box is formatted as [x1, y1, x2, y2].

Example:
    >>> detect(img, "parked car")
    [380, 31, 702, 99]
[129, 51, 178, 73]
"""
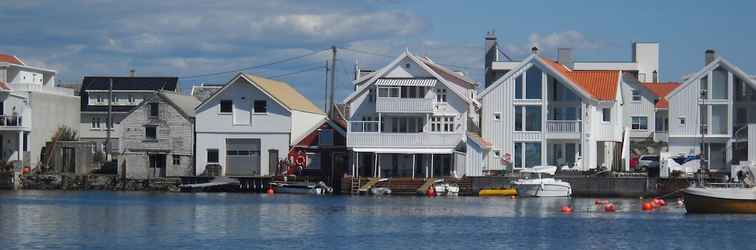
[638, 155, 660, 171]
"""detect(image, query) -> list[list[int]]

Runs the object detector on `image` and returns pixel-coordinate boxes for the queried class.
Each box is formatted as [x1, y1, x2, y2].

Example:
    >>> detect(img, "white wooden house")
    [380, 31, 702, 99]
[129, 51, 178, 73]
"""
[342, 51, 478, 178]
[194, 73, 325, 176]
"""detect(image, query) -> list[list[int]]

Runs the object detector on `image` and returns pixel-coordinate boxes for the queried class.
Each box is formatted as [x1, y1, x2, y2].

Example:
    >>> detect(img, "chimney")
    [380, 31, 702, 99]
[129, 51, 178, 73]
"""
[531, 46, 539, 54]
[129, 69, 135, 77]
[652, 70, 658, 83]
[705, 49, 716, 66]
[484, 31, 498, 87]
[557, 48, 574, 68]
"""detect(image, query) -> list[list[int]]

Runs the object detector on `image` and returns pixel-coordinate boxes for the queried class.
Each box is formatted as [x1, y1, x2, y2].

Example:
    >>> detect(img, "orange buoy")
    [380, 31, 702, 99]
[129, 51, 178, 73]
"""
[266, 186, 275, 195]
[642, 202, 654, 211]
[604, 203, 616, 212]
[561, 206, 573, 213]
[426, 186, 436, 197]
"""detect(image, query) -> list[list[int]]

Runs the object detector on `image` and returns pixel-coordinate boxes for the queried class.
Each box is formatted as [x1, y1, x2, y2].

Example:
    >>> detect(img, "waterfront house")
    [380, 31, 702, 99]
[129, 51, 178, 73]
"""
[118, 92, 199, 178]
[342, 51, 478, 178]
[0, 53, 79, 169]
[194, 73, 325, 176]
[79, 75, 178, 155]
[666, 50, 756, 172]
[638, 82, 681, 143]
[288, 107, 348, 189]
[475, 47, 629, 173]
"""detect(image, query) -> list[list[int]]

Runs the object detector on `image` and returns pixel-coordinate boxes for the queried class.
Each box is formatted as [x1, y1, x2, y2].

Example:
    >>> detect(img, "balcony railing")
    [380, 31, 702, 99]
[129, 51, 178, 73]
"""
[654, 131, 668, 142]
[546, 120, 581, 134]
[347, 132, 462, 148]
[376, 97, 433, 113]
[0, 116, 23, 127]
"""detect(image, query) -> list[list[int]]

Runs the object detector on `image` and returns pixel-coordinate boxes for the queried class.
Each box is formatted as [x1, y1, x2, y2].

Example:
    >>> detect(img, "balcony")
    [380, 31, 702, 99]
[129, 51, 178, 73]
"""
[376, 97, 433, 113]
[0, 116, 27, 131]
[347, 121, 461, 148]
[654, 131, 668, 142]
[545, 120, 581, 139]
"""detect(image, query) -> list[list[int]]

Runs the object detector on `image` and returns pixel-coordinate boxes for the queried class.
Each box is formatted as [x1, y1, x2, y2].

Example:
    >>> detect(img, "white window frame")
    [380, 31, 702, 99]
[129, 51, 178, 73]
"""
[631, 90, 641, 102]
[144, 125, 158, 141]
[493, 112, 501, 121]
[631, 116, 648, 130]
[435, 88, 447, 103]
[678, 117, 686, 127]
[602, 108, 611, 123]
[91, 117, 101, 129]
[95, 95, 103, 104]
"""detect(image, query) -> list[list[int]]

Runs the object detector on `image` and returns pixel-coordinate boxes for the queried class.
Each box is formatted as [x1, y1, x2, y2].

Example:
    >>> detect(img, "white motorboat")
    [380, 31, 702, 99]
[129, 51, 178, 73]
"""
[271, 181, 332, 195]
[513, 166, 572, 197]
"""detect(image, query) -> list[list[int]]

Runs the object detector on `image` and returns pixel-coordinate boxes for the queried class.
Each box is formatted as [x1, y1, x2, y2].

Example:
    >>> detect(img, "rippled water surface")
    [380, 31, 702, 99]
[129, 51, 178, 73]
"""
[1, 190, 755, 249]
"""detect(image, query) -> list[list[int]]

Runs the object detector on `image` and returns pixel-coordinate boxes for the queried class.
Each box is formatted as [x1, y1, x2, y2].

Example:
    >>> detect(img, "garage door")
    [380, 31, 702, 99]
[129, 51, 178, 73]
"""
[226, 139, 261, 176]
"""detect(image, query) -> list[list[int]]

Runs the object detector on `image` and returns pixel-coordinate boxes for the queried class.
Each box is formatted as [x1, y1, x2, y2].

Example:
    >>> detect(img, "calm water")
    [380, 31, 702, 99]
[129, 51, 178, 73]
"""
[0, 191, 755, 250]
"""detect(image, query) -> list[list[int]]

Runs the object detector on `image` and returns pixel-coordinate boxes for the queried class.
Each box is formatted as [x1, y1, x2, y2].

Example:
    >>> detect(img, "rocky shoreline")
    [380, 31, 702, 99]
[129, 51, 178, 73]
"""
[19, 174, 181, 192]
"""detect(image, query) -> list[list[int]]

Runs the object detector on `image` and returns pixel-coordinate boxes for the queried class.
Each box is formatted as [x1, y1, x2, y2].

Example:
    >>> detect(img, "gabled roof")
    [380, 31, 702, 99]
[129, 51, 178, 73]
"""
[0, 80, 13, 91]
[160, 92, 201, 118]
[467, 131, 492, 150]
[195, 73, 324, 115]
[190, 85, 223, 101]
[0, 54, 24, 65]
[480, 54, 620, 102]
[243, 74, 323, 114]
[342, 51, 477, 106]
[416, 56, 477, 89]
[667, 56, 756, 100]
[542, 59, 620, 101]
[291, 117, 347, 147]
[640, 82, 681, 109]
[81, 76, 178, 91]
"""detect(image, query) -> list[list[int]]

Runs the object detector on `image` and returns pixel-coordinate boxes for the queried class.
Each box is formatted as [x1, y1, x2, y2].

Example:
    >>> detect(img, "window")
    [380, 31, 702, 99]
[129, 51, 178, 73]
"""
[515, 75, 523, 99]
[514, 142, 542, 169]
[431, 116, 454, 132]
[711, 105, 728, 134]
[525, 66, 543, 99]
[220, 100, 233, 113]
[700, 76, 709, 99]
[514, 106, 541, 131]
[128, 95, 135, 103]
[377, 87, 399, 98]
[493, 112, 501, 121]
[96, 95, 103, 103]
[207, 149, 219, 163]
[711, 67, 728, 99]
[145, 126, 157, 140]
[632, 90, 641, 101]
[112, 95, 119, 103]
[149, 103, 159, 117]
[253, 100, 267, 113]
[435, 88, 447, 102]
[173, 155, 181, 165]
[678, 117, 686, 126]
[602, 108, 611, 122]
[631, 116, 648, 130]
[91, 117, 101, 129]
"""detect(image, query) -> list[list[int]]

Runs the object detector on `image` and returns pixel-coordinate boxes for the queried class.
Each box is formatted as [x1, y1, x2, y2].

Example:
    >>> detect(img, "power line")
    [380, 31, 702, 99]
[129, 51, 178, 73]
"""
[267, 65, 325, 79]
[179, 49, 329, 79]
[338, 47, 481, 71]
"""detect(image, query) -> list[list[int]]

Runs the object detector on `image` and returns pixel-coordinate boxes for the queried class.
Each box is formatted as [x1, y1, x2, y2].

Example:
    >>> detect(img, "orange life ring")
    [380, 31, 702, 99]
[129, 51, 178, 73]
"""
[295, 155, 306, 166]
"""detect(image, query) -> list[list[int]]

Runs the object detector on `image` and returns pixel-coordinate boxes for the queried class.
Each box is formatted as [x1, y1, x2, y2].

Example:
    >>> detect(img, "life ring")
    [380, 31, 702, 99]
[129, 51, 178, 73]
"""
[295, 155, 306, 166]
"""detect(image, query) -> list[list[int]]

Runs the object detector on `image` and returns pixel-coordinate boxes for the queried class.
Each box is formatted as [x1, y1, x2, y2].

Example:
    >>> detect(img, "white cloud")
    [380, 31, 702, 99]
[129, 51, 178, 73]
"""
[502, 30, 606, 57]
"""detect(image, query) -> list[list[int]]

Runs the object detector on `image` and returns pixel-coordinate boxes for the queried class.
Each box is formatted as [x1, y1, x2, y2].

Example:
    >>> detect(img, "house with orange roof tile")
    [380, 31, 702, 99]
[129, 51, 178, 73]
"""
[476, 47, 630, 172]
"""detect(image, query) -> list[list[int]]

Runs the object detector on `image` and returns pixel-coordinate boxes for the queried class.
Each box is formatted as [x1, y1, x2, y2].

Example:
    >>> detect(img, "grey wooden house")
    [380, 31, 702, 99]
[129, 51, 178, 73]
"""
[118, 92, 199, 178]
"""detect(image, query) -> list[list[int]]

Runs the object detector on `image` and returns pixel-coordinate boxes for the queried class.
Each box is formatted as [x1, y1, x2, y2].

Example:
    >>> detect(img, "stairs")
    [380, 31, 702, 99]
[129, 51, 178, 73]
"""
[416, 178, 438, 195]
[350, 176, 361, 194]
[358, 178, 381, 193]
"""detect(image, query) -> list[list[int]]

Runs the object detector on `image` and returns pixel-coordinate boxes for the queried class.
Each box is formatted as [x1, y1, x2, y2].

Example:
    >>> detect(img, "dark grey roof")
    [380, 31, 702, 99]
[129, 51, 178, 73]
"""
[81, 76, 178, 91]
[160, 92, 201, 117]
[191, 85, 223, 102]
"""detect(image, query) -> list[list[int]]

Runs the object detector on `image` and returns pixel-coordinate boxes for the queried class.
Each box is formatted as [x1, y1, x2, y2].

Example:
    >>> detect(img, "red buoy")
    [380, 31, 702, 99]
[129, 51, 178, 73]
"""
[266, 186, 275, 195]
[561, 206, 573, 213]
[604, 203, 616, 212]
[426, 186, 436, 197]
[653, 198, 666, 207]
[642, 202, 654, 211]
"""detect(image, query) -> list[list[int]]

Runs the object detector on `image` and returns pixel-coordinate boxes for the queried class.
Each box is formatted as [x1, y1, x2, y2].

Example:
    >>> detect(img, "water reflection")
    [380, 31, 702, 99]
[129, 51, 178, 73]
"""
[1, 191, 755, 250]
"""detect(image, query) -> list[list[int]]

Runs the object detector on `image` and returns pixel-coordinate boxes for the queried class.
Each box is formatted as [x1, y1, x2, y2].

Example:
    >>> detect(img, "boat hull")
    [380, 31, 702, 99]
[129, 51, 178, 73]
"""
[684, 187, 756, 214]
[515, 183, 571, 197]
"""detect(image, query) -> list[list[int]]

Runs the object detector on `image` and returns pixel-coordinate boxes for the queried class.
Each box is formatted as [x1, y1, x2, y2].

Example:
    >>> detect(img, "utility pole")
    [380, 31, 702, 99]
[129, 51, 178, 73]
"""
[105, 78, 113, 162]
[324, 60, 330, 113]
[329, 46, 337, 118]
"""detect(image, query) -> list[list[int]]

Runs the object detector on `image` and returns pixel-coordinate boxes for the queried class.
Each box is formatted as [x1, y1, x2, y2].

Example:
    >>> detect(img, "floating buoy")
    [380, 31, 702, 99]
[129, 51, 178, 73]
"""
[426, 186, 436, 197]
[510, 195, 517, 199]
[561, 206, 573, 213]
[604, 203, 617, 212]
[595, 199, 609, 205]
[266, 186, 275, 195]
[653, 198, 666, 207]
[642, 202, 654, 211]
[676, 198, 684, 207]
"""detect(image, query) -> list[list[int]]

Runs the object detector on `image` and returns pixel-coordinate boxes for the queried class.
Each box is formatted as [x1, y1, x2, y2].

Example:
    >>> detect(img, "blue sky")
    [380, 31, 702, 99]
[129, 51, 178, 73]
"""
[2, 0, 755, 109]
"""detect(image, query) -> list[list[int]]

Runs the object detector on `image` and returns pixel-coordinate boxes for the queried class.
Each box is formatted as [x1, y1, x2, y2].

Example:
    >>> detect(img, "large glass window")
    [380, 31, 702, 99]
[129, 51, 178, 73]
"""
[515, 107, 523, 131]
[515, 75, 523, 99]
[525, 66, 542, 99]
[700, 76, 709, 99]
[632, 90, 641, 101]
[514, 106, 541, 131]
[631, 116, 648, 130]
[514, 142, 542, 168]
[711, 67, 729, 100]
[711, 105, 728, 135]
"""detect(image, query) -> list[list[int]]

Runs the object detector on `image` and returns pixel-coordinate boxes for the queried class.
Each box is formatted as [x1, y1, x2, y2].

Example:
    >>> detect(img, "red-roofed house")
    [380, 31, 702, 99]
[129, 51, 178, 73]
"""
[476, 49, 630, 172]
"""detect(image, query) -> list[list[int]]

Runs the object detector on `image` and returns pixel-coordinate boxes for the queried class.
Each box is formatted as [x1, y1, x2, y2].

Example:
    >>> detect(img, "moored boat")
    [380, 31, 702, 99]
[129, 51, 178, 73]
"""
[512, 166, 572, 197]
[683, 186, 756, 213]
[271, 181, 332, 195]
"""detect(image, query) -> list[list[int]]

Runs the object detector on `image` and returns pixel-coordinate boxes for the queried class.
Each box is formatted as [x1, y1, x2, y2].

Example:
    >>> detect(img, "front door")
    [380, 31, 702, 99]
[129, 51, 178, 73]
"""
[268, 149, 278, 176]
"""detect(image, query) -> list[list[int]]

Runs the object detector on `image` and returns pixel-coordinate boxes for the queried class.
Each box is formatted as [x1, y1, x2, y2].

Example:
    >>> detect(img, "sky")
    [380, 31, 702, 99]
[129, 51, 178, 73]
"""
[2, 0, 755, 109]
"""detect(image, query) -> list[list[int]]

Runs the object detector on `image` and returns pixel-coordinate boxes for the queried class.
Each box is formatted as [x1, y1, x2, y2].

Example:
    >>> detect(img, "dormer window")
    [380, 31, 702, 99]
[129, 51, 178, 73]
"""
[220, 100, 232, 113]
[632, 90, 641, 101]
[149, 103, 159, 117]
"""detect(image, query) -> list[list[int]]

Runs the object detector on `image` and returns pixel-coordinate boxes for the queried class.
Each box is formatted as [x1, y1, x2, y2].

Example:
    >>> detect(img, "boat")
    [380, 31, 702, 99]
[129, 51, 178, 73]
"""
[512, 166, 572, 197]
[478, 187, 517, 197]
[683, 165, 756, 213]
[370, 187, 392, 195]
[271, 181, 332, 195]
[433, 183, 460, 196]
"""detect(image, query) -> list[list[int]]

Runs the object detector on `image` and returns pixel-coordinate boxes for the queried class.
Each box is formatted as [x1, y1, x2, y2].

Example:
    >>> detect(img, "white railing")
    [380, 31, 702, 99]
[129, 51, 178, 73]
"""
[347, 132, 462, 148]
[376, 97, 433, 113]
[0, 116, 23, 127]
[12, 84, 75, 96]
[348, 121, 380, 133]
[546, 120, 581, 134]
[654, 131, 668, 142]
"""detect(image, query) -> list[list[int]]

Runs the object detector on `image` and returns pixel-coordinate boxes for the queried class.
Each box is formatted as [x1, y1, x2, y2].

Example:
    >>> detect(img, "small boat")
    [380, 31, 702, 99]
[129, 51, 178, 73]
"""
[684, 186, 756, 213]
[271, 181, 332, 195]
[478, 187, 517, 197]
[512, 166, 572, 197]
[370, 187, 392, 195]
[433, 183, 460, 196]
